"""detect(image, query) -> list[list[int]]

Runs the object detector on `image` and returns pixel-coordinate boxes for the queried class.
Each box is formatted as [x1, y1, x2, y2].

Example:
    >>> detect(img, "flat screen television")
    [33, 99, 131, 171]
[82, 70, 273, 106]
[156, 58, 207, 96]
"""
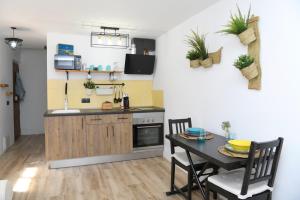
[124, 54, 155, 75]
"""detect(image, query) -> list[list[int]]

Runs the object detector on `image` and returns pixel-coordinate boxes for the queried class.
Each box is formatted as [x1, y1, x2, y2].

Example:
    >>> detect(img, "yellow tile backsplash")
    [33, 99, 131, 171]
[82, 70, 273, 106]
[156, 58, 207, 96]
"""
[47, 79, 163, 109]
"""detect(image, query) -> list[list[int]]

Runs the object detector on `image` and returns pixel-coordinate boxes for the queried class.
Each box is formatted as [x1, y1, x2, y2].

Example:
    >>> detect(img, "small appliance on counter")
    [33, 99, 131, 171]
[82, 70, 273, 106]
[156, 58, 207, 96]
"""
[122, 94, 130, 109]
[101, 101, 113, 110]
[54, 54, 82, 70]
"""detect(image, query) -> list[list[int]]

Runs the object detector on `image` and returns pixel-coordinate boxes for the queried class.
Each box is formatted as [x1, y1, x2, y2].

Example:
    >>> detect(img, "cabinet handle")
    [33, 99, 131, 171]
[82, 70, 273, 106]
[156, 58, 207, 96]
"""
[91, 118, 102, 121]
[106, 126, 109, 137]
[112, 126, 115, 137]
[82, 118, 84, 129]
[117, 117, 128, 120]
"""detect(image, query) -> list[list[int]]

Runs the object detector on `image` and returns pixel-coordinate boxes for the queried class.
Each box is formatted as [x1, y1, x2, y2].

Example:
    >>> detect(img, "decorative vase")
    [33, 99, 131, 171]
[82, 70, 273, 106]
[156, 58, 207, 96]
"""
[240, 62, 259, 80]
[238, 27, 256, 45]
[208, 47, 223, 64]
[190, 59, 201, 68]
[86, 89, 93, 96]
[200, 57, 213, 68]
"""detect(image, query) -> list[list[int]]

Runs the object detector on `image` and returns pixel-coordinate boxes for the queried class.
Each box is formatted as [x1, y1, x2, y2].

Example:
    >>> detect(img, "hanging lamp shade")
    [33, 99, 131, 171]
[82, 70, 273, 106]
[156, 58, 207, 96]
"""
[5, 27, 23, 49]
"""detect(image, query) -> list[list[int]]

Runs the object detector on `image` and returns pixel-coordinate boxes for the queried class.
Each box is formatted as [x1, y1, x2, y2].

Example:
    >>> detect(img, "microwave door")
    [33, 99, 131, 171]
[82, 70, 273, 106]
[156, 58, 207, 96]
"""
[55, 55, 75, 70]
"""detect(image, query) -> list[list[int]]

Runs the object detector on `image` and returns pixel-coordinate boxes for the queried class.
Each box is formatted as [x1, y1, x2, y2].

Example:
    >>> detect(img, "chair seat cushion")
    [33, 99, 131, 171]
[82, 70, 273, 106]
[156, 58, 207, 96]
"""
[0, 180, 13, 200]
[208, 169, 272, 199]
[172, 152, 207, 166]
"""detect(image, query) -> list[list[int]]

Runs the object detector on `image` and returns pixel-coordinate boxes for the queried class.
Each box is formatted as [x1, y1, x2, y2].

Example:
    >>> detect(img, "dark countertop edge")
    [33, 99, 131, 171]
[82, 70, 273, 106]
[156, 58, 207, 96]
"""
[44, 107, 165, 117]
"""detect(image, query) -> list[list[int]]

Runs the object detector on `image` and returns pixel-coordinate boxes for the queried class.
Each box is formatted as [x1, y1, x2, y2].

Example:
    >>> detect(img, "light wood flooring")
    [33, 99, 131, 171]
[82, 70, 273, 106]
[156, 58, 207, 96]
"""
[0, 135, 204, 200]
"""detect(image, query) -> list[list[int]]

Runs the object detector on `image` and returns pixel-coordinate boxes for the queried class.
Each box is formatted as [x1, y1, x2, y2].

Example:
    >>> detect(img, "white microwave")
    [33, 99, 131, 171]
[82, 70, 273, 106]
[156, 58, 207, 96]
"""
[54, 55, 81, 70]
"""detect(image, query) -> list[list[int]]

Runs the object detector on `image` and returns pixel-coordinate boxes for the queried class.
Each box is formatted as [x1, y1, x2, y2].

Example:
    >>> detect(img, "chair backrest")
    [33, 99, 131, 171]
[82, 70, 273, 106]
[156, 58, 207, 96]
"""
[241, 137, 284, 195]
[168, 118, 192, 154]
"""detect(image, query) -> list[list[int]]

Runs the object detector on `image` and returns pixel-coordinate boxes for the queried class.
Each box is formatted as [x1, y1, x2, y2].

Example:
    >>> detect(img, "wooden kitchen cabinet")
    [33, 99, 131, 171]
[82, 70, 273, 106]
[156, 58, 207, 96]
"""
[45, 113, 133, 160]
[45, 115, 86, 160]
[110, 123, 133, 154]
[86, 124, 110, 156]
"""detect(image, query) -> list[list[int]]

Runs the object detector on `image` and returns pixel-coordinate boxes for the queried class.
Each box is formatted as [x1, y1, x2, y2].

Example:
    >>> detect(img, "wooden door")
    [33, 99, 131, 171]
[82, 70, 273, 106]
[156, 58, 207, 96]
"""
[86, 124, 110, 156]
[110, 123, 133, 154]
[45, 116, 86, 160]
[13, 62, 21, 140]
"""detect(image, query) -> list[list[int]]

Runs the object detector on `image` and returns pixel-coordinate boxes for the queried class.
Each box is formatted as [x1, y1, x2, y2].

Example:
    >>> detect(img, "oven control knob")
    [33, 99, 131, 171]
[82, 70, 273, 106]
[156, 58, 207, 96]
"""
[152, 119, 155, 122]
[147, 119, 150, 123]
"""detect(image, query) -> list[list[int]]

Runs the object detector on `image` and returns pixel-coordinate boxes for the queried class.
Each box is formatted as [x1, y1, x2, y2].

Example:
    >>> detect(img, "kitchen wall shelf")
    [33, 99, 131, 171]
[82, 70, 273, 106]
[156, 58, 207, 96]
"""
[0, 83, 9, 88]
[55, 69, 123, 74]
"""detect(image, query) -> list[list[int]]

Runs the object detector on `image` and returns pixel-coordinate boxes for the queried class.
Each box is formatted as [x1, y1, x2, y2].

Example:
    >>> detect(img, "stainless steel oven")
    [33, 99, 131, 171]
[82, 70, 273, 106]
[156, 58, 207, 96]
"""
[133, 112, 164, 149]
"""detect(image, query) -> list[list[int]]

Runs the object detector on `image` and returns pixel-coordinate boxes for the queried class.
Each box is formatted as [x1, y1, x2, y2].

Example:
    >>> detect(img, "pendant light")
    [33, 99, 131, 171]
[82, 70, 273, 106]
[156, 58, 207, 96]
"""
[5, 27, 23, 49]
[91, 26, 129, 49]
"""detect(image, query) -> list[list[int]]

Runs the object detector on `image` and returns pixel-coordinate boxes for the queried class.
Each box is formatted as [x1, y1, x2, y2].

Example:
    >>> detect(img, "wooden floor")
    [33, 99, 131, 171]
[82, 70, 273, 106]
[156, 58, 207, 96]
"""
[0, 135, 204, 200]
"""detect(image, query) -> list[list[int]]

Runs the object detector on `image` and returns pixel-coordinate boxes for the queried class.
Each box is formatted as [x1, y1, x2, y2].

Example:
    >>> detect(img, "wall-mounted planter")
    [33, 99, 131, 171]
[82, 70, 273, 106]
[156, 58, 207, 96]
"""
[208, 47, 223, 64]
[200, 58, 213, 68]
[238, 27, 256, 45]
[190, 59, 201, 68]
[240, 63, 258, 80]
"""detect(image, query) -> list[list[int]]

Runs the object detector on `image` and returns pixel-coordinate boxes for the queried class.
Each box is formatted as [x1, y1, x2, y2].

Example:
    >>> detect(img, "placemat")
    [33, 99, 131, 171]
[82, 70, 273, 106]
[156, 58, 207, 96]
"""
[179, 132, 214, 140]
[218, 145, 260, 158]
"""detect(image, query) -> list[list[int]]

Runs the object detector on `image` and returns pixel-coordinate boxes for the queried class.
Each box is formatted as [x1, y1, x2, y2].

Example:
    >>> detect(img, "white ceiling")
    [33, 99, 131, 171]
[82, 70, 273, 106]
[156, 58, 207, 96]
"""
[0, 0, 219, 49]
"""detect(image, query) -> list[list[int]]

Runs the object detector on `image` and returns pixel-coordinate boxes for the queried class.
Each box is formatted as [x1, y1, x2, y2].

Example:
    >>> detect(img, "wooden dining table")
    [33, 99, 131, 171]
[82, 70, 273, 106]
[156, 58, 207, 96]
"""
[166, 133, 247, 199]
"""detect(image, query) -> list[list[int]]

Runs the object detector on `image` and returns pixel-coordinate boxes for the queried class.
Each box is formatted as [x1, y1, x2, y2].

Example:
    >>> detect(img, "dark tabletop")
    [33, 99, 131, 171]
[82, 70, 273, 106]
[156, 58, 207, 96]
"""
[166, 133, 247, 170]
[44, 106, 165, 117]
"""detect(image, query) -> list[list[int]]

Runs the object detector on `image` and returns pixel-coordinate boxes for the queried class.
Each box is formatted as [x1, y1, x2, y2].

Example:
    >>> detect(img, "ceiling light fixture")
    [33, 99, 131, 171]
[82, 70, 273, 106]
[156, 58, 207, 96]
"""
[5, 27, 23, 49]
[91, 26, 129, 49]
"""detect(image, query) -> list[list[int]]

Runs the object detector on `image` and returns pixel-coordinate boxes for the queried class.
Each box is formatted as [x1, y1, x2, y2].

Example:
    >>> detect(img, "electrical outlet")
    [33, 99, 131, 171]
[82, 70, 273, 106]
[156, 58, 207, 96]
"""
[81, 98, 90, 103]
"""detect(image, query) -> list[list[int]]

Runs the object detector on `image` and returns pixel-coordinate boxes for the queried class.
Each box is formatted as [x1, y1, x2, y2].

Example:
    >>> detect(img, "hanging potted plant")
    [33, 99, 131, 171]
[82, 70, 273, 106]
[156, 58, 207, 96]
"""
[186, 31, 212, 68]
[234, 54, 258, 80]
[186, 49, 201, 68]
[219, 5, 256, 45]
[83, 80, 95, 96]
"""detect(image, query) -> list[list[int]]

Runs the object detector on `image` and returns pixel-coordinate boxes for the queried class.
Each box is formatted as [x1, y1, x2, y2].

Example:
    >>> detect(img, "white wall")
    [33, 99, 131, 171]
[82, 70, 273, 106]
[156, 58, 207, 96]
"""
[19, 49, 47, 135]
[0, 37, 16, 155]
[154, 0, 300, 199]
[47, 32, 153, 80]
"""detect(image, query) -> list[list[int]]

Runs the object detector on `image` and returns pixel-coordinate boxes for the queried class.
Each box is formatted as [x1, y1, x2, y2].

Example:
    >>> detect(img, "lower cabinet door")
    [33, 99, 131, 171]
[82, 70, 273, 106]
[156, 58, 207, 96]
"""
[45, 116, 86, 160]
[110, 123, 133, 155]
[86, 124, 110, 156]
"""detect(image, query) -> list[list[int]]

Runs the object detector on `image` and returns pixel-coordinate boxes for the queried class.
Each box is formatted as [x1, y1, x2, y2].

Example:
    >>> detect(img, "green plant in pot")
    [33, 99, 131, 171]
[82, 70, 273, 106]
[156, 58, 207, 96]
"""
[186, 31, 212, 68]
[186, 49, 201, 68]
[219, 5, 256, 45]
[83, 79, 95, 96]
[234, 54, 258, 80]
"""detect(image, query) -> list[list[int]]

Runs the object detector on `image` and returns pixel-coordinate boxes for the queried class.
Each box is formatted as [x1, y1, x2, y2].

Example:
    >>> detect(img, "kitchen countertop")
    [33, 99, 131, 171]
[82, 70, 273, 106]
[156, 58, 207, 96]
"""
[44, 106, 165, 117]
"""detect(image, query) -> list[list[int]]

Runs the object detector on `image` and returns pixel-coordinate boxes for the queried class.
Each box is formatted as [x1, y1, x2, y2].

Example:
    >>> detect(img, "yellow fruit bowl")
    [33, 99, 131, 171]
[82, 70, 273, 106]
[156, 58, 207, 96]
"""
[228, 140, 251, 152]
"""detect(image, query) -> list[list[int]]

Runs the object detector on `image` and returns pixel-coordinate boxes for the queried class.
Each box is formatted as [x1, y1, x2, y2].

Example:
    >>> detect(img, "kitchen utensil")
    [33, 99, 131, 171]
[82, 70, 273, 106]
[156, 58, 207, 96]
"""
[118, 86, 122, 103]
[224, 144, 249, 154]
[228, 140, 251, 151]
[113, 86, 118, 103]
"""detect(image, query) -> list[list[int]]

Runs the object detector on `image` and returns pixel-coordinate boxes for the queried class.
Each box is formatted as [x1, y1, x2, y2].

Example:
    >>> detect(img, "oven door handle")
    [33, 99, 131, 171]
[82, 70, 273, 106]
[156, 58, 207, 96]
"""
[137, 125, 162, 129]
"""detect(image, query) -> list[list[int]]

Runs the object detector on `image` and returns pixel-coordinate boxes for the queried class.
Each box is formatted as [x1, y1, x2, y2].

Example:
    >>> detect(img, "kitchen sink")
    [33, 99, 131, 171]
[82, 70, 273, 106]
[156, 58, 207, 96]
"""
[52, 109, 80, 114]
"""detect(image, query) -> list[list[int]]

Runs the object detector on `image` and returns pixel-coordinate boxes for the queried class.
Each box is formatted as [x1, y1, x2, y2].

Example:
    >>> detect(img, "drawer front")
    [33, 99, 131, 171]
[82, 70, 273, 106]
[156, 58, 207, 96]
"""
[111, 114, 132, 123]
[85, 115, 111, 124]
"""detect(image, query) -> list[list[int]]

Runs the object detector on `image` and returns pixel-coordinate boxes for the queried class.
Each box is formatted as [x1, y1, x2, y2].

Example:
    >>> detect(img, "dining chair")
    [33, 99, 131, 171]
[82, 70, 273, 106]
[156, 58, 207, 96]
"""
[206, 137, 284, 200]
[168, 118, 217, 200]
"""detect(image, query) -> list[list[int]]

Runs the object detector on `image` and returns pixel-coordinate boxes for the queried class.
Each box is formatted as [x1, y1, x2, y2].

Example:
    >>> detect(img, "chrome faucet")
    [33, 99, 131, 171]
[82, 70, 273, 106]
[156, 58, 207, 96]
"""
[64, 81, 68, 110]
[64, 95, 68, 110]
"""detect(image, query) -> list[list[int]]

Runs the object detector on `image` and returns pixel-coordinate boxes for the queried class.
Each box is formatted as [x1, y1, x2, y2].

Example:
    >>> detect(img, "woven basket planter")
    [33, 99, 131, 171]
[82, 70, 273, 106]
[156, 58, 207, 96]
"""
[200, 58, 213, 68]
[190, 59, 201, 68]
[240, 63, 258, 80]
[238, 27, 256, 45]
[208, 47, 223, 64]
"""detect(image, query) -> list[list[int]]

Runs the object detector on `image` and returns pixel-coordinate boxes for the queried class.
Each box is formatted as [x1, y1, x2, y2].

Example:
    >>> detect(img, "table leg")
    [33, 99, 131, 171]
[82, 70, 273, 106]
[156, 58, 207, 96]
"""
[185, 149, 208, 199]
